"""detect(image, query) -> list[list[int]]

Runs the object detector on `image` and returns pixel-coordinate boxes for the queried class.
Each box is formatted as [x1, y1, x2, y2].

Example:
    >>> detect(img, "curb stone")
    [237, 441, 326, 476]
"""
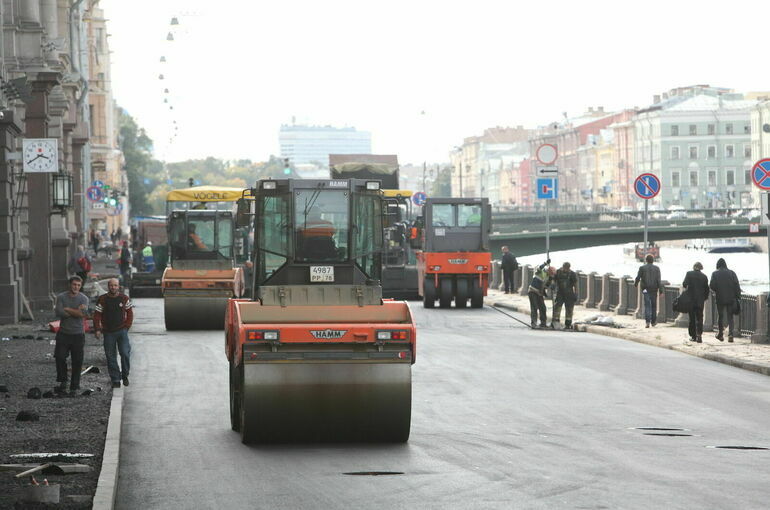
[491, 301, 770, 378]
[93, 388, 123, 510]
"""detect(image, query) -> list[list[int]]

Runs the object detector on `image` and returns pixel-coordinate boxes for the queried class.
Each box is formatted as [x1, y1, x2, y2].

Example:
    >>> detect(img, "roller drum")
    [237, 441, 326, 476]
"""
[240, 362, 411, 443]
[164, 296, 228, 330]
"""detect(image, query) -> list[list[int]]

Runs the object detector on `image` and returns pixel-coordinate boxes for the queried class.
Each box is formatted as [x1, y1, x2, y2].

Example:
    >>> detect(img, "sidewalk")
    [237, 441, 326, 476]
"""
[488, 289, 770, 377]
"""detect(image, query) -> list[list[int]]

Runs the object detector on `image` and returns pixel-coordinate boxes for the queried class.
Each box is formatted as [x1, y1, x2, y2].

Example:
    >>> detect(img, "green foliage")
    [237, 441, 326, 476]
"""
[119, 108, 160, 216]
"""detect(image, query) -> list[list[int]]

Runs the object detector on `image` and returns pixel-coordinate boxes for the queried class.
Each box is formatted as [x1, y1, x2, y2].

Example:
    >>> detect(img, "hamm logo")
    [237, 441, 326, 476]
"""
[310, 329, 347, 339]
[448, 259, 468, 264]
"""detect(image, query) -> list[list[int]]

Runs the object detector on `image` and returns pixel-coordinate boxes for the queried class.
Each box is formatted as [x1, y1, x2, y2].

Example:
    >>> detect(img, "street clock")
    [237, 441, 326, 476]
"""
[22, 138, 58, 173]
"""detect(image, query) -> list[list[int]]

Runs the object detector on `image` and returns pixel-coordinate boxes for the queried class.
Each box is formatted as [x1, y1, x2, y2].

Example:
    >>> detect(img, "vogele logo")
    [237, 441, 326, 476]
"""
[192, 192, 229, 200]
[310, 329, 347, 339]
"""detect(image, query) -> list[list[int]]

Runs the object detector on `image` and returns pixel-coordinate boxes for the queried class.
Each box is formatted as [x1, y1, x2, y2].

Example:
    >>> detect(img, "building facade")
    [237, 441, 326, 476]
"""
[279, 124, 371, 166]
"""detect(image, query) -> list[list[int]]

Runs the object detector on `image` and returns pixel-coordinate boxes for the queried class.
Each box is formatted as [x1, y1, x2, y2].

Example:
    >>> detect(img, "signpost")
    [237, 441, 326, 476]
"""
[633, 173, 661, 257]
[537, 177, 558, 257]
[412, 191, 427, 207]
[751, 160, 770, 335]
[86, 186, 103, 202]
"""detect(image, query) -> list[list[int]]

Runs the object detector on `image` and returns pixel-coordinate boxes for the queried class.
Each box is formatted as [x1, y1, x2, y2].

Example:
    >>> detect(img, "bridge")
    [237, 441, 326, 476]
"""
[490, 208, 765, 256]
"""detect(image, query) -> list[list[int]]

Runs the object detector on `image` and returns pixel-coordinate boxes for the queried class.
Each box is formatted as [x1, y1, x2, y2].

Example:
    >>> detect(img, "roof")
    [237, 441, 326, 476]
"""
[328, 154, 398, 167]
[166, 186, 245, 202]
[664, 94, 757, 112]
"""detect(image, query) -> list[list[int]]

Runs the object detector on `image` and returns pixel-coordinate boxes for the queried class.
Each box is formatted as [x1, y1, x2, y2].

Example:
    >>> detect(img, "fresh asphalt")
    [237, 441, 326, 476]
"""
[116, 298, 770, 510]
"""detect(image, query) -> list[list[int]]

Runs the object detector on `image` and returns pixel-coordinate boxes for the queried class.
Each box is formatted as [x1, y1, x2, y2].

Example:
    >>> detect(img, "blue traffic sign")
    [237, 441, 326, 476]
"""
[412, 191, 427, 206]
[634, 173, 661, 199]
[92, 180, 104, 188]
[86, 186, 103, 202]
[751, 159, 770, 190]
[537, 178, 558, 199]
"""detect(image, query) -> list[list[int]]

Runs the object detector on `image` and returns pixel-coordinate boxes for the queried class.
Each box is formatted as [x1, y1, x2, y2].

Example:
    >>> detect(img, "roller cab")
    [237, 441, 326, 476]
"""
[225, 178, 416, 443]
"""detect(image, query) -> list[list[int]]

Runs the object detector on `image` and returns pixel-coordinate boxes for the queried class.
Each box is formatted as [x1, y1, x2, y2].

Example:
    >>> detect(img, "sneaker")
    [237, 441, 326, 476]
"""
[122, 376, 129, 387]
[111, 381, 121, 389]
[728, 336, 734, 343]
[716, 333, 724, 341]
[697, 336, 703, 343]
[645, 323, 650, 328]
[651, 322, 657, 327]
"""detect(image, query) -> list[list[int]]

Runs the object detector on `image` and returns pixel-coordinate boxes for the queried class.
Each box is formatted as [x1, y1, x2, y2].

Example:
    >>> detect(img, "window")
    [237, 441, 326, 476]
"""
[689, 124, 697, 136]
[690, 171, 698, 186]
[689, 146, 698, 159]
[294, 190, 349, 262]
[744, 145, 752, 158]
[744, 124, 750, 134]
[725, 145, 734, 158]
[745, 168, 752, 185]
[707, 145, 716, 159]
[708, 124, 715, 135]
[672, 170, 681, 188]
[352, 193, 383, 279]
[725, 123, 733, 134]
[257, 195, 290, 282]
[432, 204, 455, 227]
[670, 146, 680, 160]
[708, 170, 716, 186]
[670, 125, 679, 136]
[727, 170, 735, 186]
[458, 204, 483, 227]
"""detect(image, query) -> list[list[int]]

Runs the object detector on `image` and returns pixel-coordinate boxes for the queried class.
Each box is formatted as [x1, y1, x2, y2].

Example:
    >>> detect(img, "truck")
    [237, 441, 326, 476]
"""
[128, 217, 167, 298]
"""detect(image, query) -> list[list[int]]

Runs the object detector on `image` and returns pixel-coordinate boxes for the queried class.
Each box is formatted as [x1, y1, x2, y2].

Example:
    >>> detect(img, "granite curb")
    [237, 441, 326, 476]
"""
[491, 299, 770, 378]
[92, 388, 123, 510]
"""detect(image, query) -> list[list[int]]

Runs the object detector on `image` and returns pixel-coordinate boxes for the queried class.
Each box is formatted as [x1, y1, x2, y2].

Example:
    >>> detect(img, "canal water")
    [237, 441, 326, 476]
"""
[514, 243, 770, 296]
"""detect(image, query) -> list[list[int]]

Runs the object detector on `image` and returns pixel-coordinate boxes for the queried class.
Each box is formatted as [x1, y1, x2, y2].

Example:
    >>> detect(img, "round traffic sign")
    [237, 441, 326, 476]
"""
[634, 173, 661, 199]
[751, 158, 770, 190]
[86, 186, 103, 202]
[536, 144, 558, 165]
[92, 180, 104, 188]
[412, 191, 427, 206]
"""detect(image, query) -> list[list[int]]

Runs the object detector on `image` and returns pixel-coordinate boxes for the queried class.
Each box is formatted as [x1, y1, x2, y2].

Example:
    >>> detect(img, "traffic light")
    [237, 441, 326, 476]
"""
[188, 177, 195, 187]
[283, 158, 291, 175]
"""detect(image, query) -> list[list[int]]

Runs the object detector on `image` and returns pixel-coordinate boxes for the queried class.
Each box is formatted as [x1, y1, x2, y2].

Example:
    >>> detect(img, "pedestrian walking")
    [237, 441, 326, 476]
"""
[93, 278, 133, 388]
[142, 242, 156, 272]
[528, 260, 554, 328]
[709, 258, 741, 342]
[118, 241, 132, 286]
[552, 262, 578, 329]
[53, 276, 89, 394]
[89, 229, 100, 258]
[68, 245, 92, 283]
[634, 254, 663, 328]
[500, 246, 518, 294]
[683, 261, 709, 343]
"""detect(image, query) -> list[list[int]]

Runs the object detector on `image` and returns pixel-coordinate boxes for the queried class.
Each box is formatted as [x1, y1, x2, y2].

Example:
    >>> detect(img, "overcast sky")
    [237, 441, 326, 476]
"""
[100, 0, 770, 165]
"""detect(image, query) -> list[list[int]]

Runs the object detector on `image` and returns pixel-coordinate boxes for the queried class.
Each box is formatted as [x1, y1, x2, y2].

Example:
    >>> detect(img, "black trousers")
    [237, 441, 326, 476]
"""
[688, 305, 704, 338]
[502, 269, 514, 293]
[54, 331, 85, 389]
[528, 291, 547, 325]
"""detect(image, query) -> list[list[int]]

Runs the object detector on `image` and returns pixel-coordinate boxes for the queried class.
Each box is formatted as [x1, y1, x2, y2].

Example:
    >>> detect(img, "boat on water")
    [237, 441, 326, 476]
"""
[702, 238, 759, 253]
[623, 243, 660, 262]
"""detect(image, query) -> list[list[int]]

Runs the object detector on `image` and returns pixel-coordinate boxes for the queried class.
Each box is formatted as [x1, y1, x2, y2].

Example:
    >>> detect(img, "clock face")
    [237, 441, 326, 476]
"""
[23, 138, 58, 173]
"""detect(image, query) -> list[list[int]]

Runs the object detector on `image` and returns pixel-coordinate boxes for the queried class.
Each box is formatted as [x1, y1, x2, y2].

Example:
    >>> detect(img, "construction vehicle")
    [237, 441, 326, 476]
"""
[330, 154, 419, 299]
[415, 197, 492, 308]
[129, 217, 167, 298]
[225, 178, 416, 443]
[162, 186, 247, 330]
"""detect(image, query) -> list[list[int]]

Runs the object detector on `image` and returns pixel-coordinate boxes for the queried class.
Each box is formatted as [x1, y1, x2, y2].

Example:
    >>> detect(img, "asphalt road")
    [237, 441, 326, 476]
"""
[116, 298, 770, 510]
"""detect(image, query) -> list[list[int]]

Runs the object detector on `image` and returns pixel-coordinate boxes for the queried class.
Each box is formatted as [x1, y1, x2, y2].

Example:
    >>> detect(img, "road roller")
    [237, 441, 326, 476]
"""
[415, 197, 492, 308]
[162, 186, 247, 330]
[225, 178, 417, 443]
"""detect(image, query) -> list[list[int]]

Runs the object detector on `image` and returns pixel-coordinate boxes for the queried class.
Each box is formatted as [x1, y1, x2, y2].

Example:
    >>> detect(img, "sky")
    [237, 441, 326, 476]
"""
[100, 0, 770, 166]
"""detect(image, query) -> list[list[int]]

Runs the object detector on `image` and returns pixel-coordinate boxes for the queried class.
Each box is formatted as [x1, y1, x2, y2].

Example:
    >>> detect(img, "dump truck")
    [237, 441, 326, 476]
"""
[162, 186, 247, 330]
[225, 178, 416, 443]
[415, 197, 492, 308]
[129, 217, 167, 298]
[330, 154, 419, 299]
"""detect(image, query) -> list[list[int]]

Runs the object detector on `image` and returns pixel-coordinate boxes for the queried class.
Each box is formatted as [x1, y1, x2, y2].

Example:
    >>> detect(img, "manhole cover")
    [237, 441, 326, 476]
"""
[632, 427, 687, 431]
[643, 433, 693, 437]
[343, 471, 404, 476]
[707, 446, 769, 451]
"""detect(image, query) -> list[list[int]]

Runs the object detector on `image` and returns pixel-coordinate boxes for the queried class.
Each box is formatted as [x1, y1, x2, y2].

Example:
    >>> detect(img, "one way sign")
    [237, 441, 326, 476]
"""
[536, 165, 558, 177]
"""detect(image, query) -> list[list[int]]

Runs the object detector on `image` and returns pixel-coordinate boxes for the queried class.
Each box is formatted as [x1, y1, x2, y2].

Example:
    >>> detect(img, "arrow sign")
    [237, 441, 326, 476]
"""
[536, 165, 558, 177]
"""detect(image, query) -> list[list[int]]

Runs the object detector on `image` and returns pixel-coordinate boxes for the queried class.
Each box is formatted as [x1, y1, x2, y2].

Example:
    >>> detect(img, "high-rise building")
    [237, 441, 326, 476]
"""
[279, 124, 371, 166]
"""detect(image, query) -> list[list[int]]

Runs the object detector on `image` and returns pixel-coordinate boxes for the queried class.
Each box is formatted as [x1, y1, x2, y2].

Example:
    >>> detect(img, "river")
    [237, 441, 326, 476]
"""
[514, 243, 770, 295]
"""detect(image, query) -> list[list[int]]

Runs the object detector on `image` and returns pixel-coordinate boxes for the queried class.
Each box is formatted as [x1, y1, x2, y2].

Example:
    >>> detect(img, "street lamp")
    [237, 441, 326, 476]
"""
[51, 172, 72, 211]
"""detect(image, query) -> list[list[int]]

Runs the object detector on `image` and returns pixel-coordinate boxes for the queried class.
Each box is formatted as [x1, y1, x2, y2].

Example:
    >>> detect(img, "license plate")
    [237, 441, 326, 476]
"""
[435, 228, 446, 236]
[310, 266, 334, 282]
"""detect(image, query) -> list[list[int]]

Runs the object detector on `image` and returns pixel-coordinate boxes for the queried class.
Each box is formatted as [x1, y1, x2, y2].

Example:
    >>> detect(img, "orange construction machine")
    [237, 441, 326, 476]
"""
[225, 178, 416, 443]
[162, 186, 246, 330]
[416, 197, 492, 308]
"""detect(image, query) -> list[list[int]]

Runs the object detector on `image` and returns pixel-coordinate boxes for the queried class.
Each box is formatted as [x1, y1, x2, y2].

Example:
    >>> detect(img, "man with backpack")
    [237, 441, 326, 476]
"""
[68, 245, 92, 283]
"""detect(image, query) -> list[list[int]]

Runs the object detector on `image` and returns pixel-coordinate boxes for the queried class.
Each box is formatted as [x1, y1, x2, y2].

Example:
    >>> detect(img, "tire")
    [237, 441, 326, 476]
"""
[229, 361, 241, 432]
[439, 278, 453, 308]
[455, 278, 469, 308]
[471, 277, 484, 308]
[423, 277, 436, 308]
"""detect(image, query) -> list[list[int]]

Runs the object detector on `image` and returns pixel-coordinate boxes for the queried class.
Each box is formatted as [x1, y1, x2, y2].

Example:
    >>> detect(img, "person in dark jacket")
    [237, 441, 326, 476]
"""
[528, 260, 554, 328]
[634, 254, 662, 327]
[683, 261, 709, 343]
[552, 262, 578, 329]
[500, 246, 518, 294]
[94, 278, 134, 388]
[709, 258, 741, 342]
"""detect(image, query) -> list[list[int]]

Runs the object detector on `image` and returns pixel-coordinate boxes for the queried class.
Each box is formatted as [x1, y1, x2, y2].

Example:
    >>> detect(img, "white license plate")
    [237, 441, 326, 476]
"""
[435, 227, 446, 236]
[310, 266, 334, 282]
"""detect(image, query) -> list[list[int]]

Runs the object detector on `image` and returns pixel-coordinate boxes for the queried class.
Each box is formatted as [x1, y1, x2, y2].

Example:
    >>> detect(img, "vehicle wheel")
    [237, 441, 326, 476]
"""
[439, 278, 453, 308]
[455, 278, 469, 308]
[423, 277, 436, 308]
[471, 278, 484, 308]
[229, 361, 241, 432]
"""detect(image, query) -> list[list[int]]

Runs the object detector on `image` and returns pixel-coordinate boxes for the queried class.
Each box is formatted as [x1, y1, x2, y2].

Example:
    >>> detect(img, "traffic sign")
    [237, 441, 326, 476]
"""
[412, 191, 427, 206]
[103, 184, 111, 190]
[536, 165, 558, 177]
[537, 178, 558, 199]
[751, 158, 770, 190]
[750, 222, 760, 233]
[86, 186, 103, 202]
[92, 180, 104, 188]
[536, 144, 558, 165]
[634, 173, 661, 199]
[92, 202, 104, 209]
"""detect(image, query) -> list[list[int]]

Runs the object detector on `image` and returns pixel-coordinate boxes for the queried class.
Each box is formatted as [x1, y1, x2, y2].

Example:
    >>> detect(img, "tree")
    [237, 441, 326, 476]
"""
[119, 109, 162, 216]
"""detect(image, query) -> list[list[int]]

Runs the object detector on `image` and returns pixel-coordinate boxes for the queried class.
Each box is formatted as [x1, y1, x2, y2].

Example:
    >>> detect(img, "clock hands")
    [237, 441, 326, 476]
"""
[26, 154, 42, 164]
